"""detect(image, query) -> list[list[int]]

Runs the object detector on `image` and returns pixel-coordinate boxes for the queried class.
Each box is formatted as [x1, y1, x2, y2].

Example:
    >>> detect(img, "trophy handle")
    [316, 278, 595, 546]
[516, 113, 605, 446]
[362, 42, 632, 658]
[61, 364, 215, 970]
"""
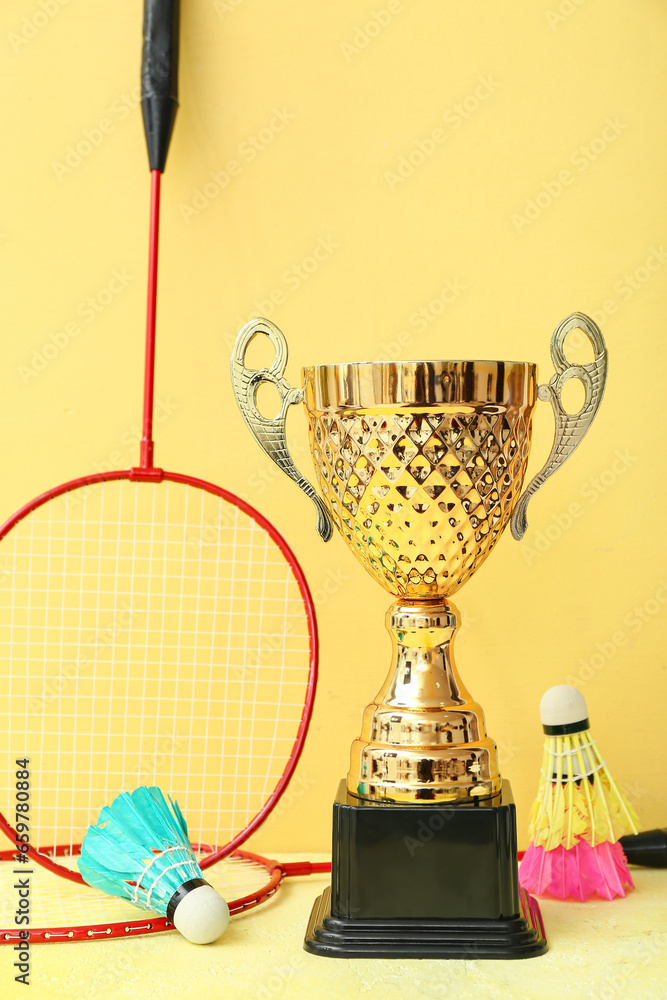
[510, 312, 608, 541]
[230, 317, 333, 542]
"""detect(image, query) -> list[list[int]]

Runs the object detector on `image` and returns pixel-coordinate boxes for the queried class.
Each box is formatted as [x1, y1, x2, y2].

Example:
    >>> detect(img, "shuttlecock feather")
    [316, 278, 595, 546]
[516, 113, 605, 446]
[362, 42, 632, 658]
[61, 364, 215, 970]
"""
[520, 685, 639, 901]
[78, 787, 229, 943]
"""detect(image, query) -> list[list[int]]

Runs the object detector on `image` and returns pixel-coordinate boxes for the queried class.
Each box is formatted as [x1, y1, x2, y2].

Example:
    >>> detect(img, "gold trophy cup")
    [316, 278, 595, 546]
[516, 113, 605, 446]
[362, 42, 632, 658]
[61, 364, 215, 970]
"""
[231, 313, 607, 958]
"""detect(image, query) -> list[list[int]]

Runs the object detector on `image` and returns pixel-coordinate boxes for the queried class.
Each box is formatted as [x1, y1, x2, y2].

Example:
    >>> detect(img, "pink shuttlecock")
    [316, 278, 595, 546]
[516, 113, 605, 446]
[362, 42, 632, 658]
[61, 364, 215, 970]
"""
[519, 685, 639, 901]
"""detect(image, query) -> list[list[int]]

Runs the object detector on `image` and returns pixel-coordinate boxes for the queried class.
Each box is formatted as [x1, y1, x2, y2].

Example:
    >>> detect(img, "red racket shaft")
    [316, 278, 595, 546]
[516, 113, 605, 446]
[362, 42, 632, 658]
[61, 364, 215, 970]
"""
[139, 0, 179, 469]
[141, 168, 161, 469]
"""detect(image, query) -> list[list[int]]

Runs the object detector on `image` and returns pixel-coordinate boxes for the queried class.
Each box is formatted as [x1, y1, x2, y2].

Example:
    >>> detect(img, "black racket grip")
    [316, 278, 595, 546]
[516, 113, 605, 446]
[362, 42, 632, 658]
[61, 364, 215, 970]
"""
[619, 829, 667, 868]
[141, 0, 180, 171]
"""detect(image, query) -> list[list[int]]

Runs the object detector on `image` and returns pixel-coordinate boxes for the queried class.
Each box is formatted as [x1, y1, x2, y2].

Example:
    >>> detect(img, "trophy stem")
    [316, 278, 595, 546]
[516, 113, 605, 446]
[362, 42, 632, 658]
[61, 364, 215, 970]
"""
[348, 599, 501, 803]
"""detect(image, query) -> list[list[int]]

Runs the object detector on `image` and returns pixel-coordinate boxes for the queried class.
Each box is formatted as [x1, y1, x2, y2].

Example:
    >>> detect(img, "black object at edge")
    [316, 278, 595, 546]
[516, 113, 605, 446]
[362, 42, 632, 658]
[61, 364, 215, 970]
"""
[543, 718, 589, 736]
[142, 0, 180, 171]
[620, 829, 667, 869]
[166, 877, 207, 921]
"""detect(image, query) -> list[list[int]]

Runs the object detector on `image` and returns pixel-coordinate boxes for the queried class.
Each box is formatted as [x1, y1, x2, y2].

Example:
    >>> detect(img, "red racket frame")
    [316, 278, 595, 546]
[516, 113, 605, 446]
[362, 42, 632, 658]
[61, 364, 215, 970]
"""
[0, 467, 319, 884]
[0, 843, 331, 942]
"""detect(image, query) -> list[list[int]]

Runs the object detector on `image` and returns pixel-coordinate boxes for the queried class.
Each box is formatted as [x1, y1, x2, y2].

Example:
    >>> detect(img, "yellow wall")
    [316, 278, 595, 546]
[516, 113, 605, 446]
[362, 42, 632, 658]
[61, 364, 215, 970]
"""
[1, 0, 665, 853]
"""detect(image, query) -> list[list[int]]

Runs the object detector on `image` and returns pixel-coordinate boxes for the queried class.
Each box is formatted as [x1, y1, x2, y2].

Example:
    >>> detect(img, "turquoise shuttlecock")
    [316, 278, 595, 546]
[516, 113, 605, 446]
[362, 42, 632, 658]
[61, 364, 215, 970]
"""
[78, 786, 229, 944]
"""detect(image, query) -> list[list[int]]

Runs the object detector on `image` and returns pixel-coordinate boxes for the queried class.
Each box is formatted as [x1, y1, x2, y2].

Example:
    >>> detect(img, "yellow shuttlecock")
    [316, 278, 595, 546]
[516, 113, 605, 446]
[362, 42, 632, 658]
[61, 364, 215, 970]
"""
[528, 685, 639, 852]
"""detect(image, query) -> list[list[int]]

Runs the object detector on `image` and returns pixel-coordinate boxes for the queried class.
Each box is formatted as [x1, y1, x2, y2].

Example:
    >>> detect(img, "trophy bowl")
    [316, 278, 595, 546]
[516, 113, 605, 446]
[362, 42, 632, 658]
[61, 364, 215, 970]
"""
[302, 358, 536, 601]
[231, 313, 607, 959]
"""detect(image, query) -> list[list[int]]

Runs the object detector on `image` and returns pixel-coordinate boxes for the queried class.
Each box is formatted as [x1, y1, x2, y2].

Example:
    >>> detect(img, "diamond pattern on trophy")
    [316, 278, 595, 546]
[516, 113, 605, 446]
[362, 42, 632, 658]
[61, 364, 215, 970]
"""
[309, 407, 532, 599]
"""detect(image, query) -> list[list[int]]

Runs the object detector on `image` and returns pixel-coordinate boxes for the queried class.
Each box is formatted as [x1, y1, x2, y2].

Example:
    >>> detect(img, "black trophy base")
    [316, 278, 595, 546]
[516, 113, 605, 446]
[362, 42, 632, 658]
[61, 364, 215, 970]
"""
[304, 779, 547, 960]
[305, 885, 546, 959]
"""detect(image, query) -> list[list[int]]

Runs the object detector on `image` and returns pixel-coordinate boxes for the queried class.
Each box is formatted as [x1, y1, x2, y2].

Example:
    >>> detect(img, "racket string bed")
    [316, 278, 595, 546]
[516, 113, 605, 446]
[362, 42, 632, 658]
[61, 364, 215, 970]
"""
[0, 476, 317, 873]
[0, 845, 331, 942]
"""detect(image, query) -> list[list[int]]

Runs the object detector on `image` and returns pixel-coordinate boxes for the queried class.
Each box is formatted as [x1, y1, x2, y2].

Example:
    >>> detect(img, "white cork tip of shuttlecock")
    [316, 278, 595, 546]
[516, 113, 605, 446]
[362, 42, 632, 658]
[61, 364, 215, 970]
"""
[539, 684, 589, 729]
[173, 885, 230, 944]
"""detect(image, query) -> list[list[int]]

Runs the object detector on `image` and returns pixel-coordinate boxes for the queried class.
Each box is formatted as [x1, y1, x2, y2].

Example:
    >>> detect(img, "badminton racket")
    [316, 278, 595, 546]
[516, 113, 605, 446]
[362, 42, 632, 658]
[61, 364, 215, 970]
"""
[0, 843, 331, 943]
[0, 0, 320, 939]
